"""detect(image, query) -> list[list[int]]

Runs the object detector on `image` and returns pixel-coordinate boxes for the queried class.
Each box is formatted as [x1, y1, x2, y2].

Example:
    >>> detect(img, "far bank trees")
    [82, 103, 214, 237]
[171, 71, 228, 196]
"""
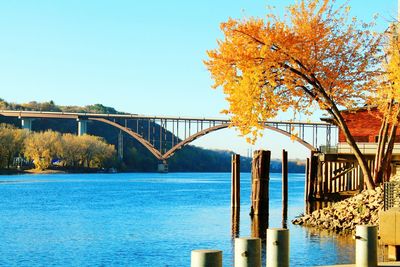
[0, 126, 116, 171]
[0, 124, 27, 169]
[205, 0, 384, 189]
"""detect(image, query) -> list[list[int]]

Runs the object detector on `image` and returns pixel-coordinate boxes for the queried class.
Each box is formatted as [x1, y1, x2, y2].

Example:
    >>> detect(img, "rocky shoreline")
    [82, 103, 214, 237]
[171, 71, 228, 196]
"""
[292, 185, 384, 233]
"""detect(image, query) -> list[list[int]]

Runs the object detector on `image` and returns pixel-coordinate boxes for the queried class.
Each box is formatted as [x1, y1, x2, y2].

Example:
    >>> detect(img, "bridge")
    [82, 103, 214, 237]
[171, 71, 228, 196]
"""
[0, 110, 337, 171]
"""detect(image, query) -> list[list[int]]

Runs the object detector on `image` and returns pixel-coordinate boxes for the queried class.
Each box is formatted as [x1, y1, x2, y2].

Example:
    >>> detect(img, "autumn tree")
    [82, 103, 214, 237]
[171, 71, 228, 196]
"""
[59, 133, 85, 167]
[205, 0, 383, 189]
[0, 124, 27, 168]
[59, 134, 116, 168]
[372, 25, 400, 184]
[24, 130, 62, 170]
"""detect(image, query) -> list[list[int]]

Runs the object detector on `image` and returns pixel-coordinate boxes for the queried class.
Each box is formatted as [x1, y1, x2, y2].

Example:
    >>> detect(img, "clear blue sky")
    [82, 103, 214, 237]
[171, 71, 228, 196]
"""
[0, 0, 397, 159]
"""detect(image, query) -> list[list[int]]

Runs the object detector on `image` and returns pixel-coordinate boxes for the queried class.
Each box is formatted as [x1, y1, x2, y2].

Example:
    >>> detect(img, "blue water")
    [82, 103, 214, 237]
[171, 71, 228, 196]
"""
[0, 173, 355, 266]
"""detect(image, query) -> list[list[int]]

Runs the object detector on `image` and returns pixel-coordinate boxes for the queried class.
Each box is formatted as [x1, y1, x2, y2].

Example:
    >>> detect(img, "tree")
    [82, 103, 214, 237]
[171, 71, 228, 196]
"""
[0, 124, 27, 168]
[24, 130, 62, 170]
[205, 0, 382, 189]
[59, 134, 116, 168]
[372, 25, 400, 184]
[59, 133, 85, 167]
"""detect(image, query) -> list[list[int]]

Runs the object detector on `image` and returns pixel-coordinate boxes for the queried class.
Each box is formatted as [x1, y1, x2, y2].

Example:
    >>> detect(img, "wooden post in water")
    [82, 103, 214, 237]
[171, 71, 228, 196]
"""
[282, 149, 288, 229]
[305, 158, 310, 202]
[308, 151, 318, 200]
[231, 154, 241, 238]
[250, 150, 270, 217]
[231, 154, 240, 208]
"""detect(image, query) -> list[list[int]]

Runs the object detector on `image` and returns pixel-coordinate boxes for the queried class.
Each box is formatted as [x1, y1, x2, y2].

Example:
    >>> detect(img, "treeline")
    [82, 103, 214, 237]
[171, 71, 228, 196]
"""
[0, 124, 115, 171]
[0, 98, 120, 114]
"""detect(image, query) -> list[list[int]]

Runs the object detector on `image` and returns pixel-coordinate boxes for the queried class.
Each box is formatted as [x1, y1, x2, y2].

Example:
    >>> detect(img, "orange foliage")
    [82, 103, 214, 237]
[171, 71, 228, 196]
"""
[205, 0, 382, 141]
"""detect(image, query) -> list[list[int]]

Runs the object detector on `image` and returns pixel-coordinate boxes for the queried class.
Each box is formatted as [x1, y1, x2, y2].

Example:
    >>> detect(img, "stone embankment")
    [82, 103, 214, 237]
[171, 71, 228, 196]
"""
[292, 186, 384, 233]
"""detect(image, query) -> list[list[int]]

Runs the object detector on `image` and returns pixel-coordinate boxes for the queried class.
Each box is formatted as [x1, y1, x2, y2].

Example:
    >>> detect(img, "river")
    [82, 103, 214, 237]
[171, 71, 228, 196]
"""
[0, 172, 356, 266]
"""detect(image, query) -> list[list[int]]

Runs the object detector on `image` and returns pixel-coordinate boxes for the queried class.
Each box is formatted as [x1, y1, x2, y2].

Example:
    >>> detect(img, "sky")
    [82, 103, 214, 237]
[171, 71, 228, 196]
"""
[0, 0, 397, 159]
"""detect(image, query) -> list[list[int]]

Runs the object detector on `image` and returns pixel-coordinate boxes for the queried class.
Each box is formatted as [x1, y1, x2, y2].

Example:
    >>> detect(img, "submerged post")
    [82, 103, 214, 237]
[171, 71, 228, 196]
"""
[191, 250, 222, 267]
[266, 228, 289, 267]
[234, 237, 261, 267]
[282, 149, 288, 228]
[250, 150, 270, 217]
[355, 225, 377, 267]
[231, 154, 240, 208]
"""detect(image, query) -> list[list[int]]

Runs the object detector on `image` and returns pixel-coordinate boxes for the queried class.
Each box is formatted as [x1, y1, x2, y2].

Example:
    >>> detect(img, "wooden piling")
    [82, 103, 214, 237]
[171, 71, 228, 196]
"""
[305, 158, 310, 202]
[250, 150, 270, 217]
[308, 151, 318, 201]
[231, 154, 240, 208]
[282, 149, 288, 228]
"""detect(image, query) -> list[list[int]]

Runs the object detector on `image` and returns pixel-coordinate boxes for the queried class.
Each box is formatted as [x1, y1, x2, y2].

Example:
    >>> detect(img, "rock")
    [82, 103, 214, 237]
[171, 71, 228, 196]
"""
[292, 185, 384, 234]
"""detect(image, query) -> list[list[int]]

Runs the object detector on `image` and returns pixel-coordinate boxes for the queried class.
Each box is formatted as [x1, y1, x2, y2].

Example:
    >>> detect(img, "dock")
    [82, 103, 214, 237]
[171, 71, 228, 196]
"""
[318, 262, 400, 267]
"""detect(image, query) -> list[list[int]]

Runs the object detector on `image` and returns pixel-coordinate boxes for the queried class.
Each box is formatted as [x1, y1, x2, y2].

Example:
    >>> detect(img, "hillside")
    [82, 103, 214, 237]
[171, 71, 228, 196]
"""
[0, 99, 305, 173]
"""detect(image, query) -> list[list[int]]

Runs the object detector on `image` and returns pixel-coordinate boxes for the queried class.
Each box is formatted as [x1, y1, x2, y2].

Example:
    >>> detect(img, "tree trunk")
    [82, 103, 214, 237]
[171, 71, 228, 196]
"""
[374, 116, 389, 182]
[314, 82, 375, 189]
[327, 106, 375, 190]
[382, 123, 397, 183]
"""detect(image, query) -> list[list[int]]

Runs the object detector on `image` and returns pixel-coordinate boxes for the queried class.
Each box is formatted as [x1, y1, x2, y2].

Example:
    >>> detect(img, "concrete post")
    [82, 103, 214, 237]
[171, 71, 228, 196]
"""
[157, 161, 168, 173]
[234, 237, 261, 267]
[355, 225, 377, 267]
[21, 118, 33, 131]
[266, 228, 289, 267]
[191, 250, 222, 267]
[77, 120, 87, 136]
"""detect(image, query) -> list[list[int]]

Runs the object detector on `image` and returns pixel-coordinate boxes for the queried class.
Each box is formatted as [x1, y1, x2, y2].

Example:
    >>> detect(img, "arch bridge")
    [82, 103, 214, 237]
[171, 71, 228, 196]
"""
[0, 110, 336, 168]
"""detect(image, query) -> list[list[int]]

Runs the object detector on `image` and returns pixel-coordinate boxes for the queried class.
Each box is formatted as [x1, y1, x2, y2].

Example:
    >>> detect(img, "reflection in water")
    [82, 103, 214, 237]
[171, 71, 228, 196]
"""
[231, 207, 240, 238]
[251, 215, 268, 239]
[282, 215, 288, 229]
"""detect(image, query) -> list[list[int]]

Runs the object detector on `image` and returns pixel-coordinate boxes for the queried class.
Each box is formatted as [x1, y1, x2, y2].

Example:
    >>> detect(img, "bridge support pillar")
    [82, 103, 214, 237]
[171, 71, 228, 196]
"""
[77, 120, 88, 136]
[118, 130, 124, 160]
[158, 160, 168, 173]
[21, 118, 33, 131]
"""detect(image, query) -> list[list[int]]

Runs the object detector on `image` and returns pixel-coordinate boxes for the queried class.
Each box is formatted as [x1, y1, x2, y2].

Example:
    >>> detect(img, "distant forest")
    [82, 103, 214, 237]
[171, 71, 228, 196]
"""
[0, 99, 306, 173]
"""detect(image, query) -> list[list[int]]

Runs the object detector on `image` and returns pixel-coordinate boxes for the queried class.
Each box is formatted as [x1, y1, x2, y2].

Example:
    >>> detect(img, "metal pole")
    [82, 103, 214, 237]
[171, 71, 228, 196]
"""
[234, 237, 261, 267]
[355, 225, 377, 267]
[266, 228, 289, 267]
[191, 250, 222, 267]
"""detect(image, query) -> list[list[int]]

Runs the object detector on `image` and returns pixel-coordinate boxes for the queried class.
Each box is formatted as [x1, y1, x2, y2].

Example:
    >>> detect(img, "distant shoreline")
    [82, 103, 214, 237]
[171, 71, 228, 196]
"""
[0, 169, 306, 175]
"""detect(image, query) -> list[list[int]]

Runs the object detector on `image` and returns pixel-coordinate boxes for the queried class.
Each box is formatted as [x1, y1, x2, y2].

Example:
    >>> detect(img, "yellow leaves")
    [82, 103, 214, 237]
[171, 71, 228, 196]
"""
[23, 130, 116, 170]
[290, 132, 299, 141]
[206, 0, 382, 142]
[373, 27, 400, 124]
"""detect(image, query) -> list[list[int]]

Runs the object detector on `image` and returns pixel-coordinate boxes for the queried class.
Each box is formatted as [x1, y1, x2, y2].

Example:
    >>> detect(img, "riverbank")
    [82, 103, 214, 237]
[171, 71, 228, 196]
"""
[0, 167, 110, 175]
[292, 185, 384, 233]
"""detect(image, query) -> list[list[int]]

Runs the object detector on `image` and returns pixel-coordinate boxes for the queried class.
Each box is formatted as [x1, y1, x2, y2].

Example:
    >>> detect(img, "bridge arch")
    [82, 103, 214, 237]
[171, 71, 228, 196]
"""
[89, 118, 317, 161]
[162, 123, 317, 160]
[89, 117, 164, 161]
